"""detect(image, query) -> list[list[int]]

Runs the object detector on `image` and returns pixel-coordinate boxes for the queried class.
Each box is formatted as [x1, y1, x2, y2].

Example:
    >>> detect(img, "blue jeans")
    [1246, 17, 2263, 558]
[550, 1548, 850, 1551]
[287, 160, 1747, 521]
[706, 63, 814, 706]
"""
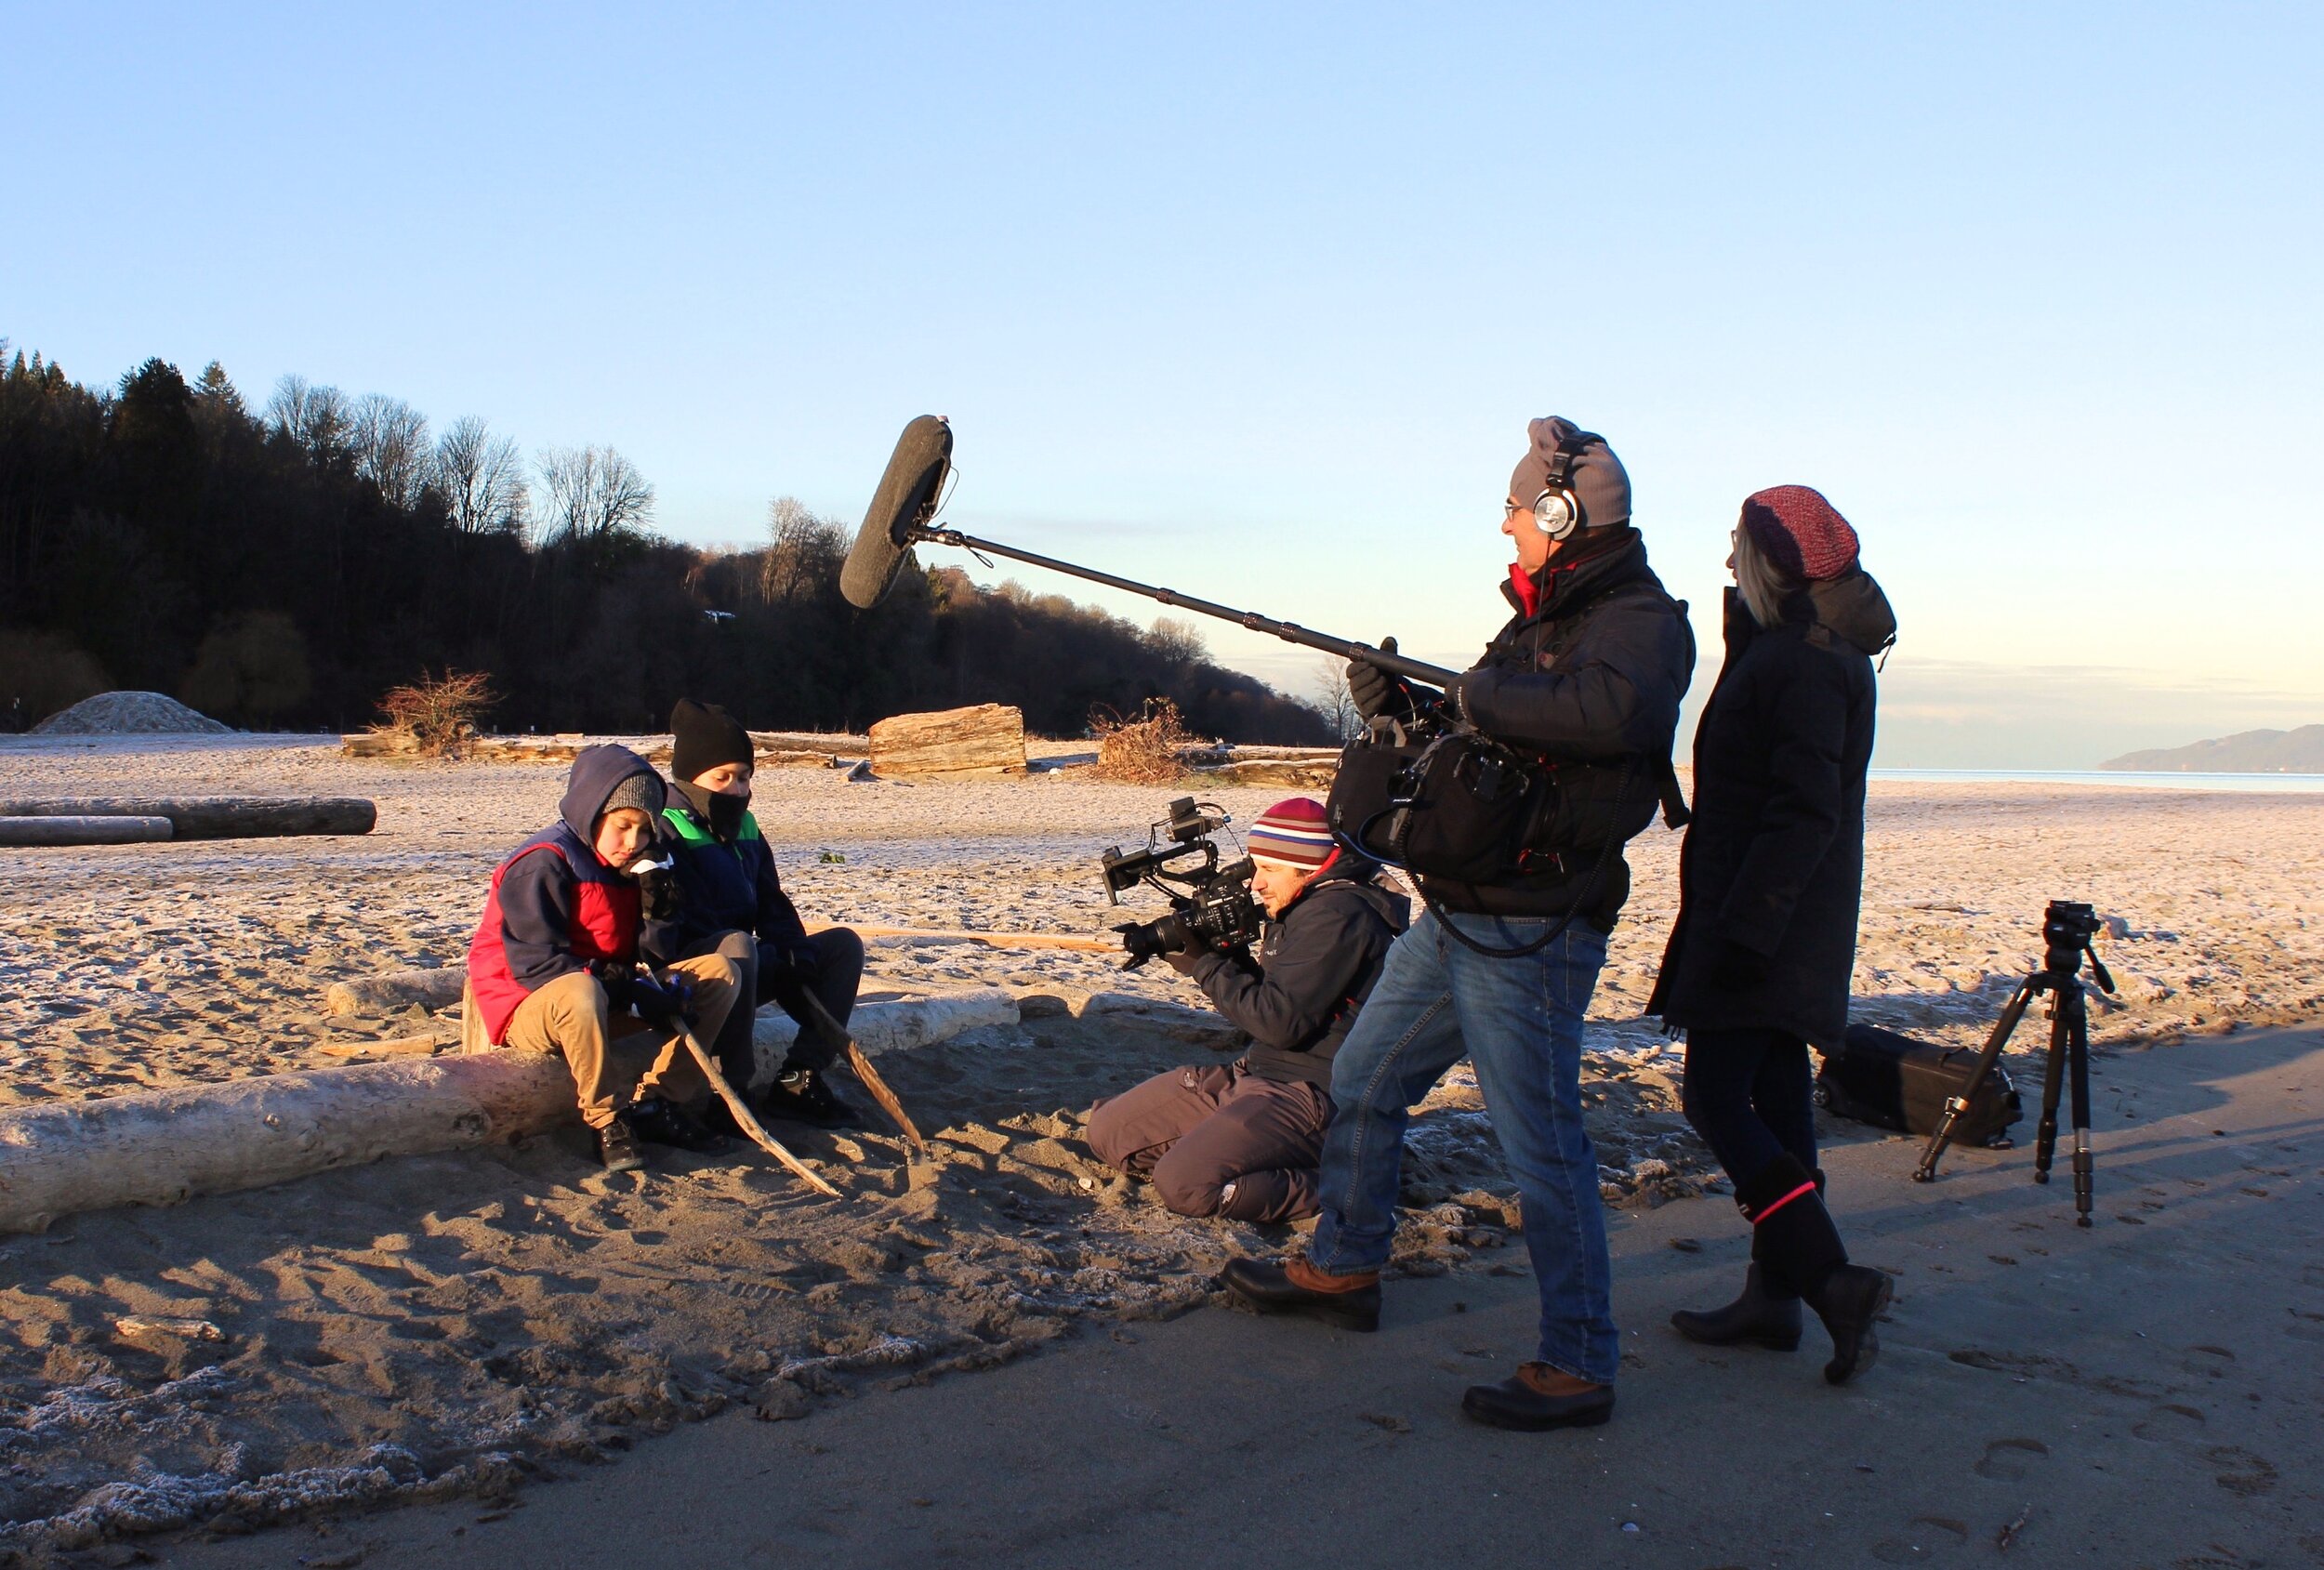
[1310, 908, 1618, 1384]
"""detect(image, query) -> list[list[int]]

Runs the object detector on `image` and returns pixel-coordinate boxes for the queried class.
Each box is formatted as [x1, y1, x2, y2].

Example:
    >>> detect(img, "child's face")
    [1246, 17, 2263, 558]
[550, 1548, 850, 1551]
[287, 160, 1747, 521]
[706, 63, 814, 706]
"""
[690, 760, 754, 798]
[593, 807, 654, 868]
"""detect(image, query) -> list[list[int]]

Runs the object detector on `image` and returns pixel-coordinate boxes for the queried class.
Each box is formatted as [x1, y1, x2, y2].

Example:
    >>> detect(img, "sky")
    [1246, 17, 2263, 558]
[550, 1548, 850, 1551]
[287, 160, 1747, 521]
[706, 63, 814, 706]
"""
[5, 3, 2319, 766]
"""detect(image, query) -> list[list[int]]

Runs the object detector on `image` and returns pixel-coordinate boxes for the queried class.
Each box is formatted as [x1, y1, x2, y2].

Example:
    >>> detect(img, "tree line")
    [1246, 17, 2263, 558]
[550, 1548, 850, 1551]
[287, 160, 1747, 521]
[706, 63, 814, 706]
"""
[0, 346, 1332, 743]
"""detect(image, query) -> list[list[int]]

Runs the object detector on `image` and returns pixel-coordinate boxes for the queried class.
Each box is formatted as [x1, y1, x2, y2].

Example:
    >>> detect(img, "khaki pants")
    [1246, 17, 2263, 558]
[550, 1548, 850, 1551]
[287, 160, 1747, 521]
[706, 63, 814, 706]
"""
[500, 954, 741, 1130]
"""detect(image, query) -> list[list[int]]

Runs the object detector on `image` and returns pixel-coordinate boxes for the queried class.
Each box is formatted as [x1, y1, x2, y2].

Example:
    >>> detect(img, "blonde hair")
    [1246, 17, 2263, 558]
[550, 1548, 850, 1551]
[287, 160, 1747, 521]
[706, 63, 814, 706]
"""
[1733, 521, 1798, 629]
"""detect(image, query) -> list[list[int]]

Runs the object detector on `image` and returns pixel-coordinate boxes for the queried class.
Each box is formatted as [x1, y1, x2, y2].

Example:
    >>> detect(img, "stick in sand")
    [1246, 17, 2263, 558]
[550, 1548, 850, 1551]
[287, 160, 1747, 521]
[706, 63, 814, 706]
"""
[672, 1022, 841, 1197]
[798, 991, 928, 1155]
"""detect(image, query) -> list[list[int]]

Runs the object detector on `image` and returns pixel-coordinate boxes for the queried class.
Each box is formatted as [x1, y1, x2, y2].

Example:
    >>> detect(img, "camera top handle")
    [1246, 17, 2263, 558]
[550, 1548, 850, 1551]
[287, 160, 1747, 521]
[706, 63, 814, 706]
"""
[907, 523, 1460, 688]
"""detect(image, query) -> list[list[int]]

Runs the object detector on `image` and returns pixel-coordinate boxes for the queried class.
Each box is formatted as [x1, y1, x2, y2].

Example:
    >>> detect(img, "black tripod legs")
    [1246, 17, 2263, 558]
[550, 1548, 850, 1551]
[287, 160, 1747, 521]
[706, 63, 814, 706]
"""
[2067, 995, 2096, 1227]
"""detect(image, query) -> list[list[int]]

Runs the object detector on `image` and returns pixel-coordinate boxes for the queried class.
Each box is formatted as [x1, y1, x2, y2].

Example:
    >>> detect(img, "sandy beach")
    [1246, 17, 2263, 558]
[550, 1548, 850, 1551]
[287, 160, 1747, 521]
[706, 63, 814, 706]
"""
[0, 734, 2318, 1563]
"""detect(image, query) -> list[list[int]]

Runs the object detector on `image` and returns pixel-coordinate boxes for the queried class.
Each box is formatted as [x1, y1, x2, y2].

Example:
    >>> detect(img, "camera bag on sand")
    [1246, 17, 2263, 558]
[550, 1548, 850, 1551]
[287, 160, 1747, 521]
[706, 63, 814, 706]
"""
[1816, 1022, 2022, 1146]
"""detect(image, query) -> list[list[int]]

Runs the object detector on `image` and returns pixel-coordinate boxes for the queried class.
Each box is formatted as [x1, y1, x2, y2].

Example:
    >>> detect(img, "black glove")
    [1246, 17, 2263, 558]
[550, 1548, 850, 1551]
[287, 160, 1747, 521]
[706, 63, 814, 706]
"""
[1347, 637, 1442, 722]
[1710, 940, 1770, 993]
[634, 860, 681, 923]
[608, 970, 695, 1028]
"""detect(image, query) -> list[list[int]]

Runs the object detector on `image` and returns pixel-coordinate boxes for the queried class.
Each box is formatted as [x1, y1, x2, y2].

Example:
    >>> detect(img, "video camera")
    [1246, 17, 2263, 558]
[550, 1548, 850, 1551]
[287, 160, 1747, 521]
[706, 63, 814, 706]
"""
[1100, 798, 1261, 970]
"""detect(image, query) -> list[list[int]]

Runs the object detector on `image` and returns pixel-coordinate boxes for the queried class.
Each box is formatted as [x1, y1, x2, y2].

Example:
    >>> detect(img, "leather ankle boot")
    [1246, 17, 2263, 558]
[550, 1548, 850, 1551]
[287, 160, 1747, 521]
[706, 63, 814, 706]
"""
[1461, 1363, 1616, 1431]
[1670, 1263, 1803, 1351]
[1220, 1256, 1380, 1332]
[1804, 1264, 1894, 1385]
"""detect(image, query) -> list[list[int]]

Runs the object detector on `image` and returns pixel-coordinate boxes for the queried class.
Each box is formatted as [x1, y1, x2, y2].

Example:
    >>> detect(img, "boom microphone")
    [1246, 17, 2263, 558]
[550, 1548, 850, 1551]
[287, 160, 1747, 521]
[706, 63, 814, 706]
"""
[839, 415, 953, 610]
[833, 416, 1460, 687]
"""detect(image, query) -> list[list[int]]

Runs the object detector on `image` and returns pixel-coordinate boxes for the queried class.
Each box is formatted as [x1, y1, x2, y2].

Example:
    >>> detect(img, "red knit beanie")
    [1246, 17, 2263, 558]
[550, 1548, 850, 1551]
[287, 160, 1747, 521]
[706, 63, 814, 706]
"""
[1247, 797, 1335, 869]
[1740, 486, 1859, 582]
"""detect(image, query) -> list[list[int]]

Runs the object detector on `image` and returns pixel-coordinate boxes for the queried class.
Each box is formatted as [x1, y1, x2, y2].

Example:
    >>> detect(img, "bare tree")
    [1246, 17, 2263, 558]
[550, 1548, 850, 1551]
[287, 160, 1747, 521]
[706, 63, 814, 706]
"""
[265, 375, 350, 456]
[759, 495, 837, 602]
[1312, 653, 1362, 741]
[535, 444, 654, 545]
[1147, 616, 1207, 665]
[348, 393, 431, 508]
[433, 416, 529, 534]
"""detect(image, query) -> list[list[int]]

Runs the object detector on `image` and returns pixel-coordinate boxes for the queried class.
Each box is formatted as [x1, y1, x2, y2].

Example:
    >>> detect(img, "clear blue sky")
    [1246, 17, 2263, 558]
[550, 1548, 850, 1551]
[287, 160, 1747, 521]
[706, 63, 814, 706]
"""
[6, 3, 2318, 764]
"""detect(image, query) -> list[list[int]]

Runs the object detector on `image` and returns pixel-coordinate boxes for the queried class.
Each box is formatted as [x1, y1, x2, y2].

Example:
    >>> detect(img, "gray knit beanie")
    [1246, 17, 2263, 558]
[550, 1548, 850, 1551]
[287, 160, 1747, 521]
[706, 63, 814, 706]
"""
[1509, 416, 1631, 530]
[599, 771, 666, 821]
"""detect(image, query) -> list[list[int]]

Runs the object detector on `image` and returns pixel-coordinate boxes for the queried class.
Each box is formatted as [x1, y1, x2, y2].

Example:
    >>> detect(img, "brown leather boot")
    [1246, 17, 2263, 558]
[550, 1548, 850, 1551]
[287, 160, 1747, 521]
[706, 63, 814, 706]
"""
[1461, 1363, 1616, 1431]
[1220, 1255, 1380, 1332]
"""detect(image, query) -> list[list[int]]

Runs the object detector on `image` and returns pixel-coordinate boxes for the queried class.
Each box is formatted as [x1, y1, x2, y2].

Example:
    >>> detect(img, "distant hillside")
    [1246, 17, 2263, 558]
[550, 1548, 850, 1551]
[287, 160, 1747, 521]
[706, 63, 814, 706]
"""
[2102, 725, 2324, 772]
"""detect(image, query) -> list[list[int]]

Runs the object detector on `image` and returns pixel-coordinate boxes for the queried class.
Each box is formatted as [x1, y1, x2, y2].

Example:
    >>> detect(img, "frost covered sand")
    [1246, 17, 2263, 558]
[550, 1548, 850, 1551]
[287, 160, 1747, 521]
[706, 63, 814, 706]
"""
[0, 735, 2318, 1554]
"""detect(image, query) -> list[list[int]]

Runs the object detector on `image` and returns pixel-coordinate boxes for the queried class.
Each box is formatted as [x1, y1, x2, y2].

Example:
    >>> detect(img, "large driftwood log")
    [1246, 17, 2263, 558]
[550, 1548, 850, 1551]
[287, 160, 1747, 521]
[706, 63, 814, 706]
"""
[0, 797, 376, 839]
[324, 968, 469, 1017]
[0, 989, 1020, 1234]
[866, 705, 1026, 780]
[0, 815, 174, 847]
[1192, 758, 1340, 789]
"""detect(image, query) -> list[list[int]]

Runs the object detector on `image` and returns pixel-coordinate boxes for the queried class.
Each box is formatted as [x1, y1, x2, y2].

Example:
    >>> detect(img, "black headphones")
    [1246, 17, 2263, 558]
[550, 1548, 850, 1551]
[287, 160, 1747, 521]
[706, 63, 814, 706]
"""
[1530, 422, 1604, 542]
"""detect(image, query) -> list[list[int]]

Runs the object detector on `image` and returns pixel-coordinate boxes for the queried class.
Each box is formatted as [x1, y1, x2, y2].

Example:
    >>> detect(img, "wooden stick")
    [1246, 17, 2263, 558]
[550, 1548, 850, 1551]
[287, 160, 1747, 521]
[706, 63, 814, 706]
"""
[673, 1024, 840, 1197]
[798, 992, 927, 1154]
[832, 923, 1117, 955]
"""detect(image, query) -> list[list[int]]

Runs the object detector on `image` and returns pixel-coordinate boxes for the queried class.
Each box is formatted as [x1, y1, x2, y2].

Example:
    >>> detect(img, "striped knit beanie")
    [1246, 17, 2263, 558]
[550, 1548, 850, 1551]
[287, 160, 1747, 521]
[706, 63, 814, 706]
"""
[1247, 797, 1335, 869]
[1740, 485, 1859, 582]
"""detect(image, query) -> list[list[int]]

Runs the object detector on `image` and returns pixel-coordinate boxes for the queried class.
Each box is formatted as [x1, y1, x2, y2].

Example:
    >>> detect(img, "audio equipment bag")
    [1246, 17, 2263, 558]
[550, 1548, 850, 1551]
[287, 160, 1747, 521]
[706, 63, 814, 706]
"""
[1816, 1022, 2022, 1146]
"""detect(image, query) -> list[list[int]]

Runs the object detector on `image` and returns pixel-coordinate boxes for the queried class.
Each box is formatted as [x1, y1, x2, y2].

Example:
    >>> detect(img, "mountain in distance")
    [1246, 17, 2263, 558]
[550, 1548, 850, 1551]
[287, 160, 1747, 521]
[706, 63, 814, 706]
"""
[2102, 725, 2324, 772]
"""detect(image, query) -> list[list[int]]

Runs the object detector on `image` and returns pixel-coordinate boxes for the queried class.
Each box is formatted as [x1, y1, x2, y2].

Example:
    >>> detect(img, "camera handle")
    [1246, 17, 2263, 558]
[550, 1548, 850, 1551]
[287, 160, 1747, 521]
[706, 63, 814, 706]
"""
[907, 524, 1461, 687]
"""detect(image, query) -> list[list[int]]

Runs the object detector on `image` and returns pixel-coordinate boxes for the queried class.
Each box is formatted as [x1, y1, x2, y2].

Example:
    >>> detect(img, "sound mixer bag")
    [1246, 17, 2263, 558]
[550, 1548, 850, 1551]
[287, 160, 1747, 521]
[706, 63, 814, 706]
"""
[1816, 1022, 2022, 1146]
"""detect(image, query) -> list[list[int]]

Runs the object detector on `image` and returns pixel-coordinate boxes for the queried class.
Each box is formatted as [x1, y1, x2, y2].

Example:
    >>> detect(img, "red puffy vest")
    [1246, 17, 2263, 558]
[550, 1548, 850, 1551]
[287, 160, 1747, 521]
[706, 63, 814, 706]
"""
[466, 824, 640, 1045]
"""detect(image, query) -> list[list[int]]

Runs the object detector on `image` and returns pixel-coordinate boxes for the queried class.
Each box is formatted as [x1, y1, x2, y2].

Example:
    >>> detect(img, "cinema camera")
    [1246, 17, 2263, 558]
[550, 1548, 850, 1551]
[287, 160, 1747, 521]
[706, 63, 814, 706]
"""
[1100, 798, 1262, 970]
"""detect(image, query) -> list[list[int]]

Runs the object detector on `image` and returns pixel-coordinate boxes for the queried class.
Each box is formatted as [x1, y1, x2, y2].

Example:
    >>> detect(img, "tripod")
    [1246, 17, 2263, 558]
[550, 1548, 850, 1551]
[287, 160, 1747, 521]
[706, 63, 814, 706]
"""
[1913, 901, 2116, 1226]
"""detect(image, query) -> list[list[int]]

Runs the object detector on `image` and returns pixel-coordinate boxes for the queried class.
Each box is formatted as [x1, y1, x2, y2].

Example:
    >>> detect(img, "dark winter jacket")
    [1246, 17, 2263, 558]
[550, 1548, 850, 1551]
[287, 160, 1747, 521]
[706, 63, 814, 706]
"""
[1170, 857, 1410, 1088]
[642, 786, 812, 965]
[1431, 526, 1696, 928]
[1648, 572, 1896, 1048]
[466, 745, 660, 1044]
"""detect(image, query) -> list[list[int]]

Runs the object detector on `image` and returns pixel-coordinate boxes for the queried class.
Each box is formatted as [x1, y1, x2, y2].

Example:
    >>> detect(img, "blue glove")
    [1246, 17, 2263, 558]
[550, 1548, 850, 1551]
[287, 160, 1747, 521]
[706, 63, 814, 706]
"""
[603, 969, 694, 1027]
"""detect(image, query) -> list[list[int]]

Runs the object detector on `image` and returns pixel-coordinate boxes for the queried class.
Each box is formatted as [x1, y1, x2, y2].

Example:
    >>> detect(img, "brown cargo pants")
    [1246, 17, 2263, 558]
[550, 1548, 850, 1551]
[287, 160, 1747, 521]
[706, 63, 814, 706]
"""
[500, 952, 741, 1130]
[1085, 1062, 1331, 1223]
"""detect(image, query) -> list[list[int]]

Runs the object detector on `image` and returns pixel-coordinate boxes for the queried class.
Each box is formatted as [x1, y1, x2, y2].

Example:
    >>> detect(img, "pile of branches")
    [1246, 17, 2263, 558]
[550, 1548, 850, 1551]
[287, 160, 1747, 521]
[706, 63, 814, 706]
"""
[1091, 698, 1207, 785]
[373, 668, 498, 758]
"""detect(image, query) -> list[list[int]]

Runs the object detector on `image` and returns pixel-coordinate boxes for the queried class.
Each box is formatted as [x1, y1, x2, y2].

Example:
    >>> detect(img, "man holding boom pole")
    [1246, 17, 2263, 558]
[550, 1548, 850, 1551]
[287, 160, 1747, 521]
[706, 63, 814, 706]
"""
[1221, 418, 1695, 1432]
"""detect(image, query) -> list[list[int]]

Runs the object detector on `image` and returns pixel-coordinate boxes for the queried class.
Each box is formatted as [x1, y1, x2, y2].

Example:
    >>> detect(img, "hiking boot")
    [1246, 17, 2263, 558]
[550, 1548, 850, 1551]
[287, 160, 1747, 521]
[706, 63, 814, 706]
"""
[759, 1067, 859, 1129]
[1220, 1256, 1380, 1333]
[598, 1120, 645, 1172]
[621, 1096, 730, 1154]
[1461, 1364, 1616, 1431]
[1806, 1264, 1895, 1385]
[1670, 1264, 1803, 1352]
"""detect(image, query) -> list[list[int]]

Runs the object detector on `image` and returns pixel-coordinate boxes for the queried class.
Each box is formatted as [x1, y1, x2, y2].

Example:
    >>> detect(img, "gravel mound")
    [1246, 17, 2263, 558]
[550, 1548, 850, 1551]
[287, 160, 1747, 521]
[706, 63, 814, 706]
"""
[30, 692, 232, 735]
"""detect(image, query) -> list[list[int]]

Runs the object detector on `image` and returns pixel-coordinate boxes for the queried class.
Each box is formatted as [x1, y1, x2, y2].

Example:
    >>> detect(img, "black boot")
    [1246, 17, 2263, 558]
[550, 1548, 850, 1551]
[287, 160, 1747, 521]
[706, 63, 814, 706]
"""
[1670, 1263, 1802, 1351]
[1220, 1257, 1380, 1332]
[1742, 1154, 1892, 1385]
[1461, 1364, 1616, 1431]
[598, 1119, 645, 1172]
[759, 1065, 859, 1128]
[621, 1096, 730, 1154]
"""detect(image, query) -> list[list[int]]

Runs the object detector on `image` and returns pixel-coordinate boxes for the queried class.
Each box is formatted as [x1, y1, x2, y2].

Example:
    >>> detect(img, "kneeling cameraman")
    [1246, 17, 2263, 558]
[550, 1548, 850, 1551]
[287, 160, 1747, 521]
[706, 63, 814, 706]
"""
[1085, 798, 1407, 1222]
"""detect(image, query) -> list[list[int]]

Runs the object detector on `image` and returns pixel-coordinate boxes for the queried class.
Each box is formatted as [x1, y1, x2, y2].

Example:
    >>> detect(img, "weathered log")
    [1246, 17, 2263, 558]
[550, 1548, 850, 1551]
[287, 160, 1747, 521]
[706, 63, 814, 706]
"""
[0, 815, 174, 847]
[0, 990, 1019, 1234]
[324, 968, 469, 1017]
[748, 987, 1018, 1088]
[851, 924, 1118, 954]
[1192, 758, 1339, 789]
[866, 704, 1026, 780]
[0, 797, 376, 839]
[339, 730, 422, 759]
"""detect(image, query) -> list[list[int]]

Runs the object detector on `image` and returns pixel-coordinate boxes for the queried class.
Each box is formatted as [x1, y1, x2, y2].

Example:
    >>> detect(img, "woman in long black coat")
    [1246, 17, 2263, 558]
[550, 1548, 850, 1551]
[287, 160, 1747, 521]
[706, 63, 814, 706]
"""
[1649, 484, 1897, 1385]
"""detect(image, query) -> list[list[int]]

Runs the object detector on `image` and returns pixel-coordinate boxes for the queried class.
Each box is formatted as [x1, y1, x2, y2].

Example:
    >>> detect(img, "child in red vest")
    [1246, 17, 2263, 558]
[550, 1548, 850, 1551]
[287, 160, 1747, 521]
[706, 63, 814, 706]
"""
[467, 745, 742, 1171]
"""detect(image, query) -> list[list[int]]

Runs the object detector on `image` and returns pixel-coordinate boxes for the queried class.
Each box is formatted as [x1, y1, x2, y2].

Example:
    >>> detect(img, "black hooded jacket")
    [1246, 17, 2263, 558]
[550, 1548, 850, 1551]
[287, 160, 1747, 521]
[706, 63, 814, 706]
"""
[1171, 857, 1410, 1089]
[1648, 571, 1896, 1047]
[1431, 526, 1696, 928]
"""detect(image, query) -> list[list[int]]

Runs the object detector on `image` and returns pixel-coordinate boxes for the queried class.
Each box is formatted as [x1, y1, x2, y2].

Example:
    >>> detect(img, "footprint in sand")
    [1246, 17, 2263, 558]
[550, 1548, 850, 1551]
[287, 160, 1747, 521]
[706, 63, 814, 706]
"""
[2182, 1344, 2237, 1379]
[1972, 1436, 2050, 1481]
[2132, 1403, 2207, 1442]
[1869, 1515, 1969, 1563]
[2286, 1308, 2324, 1343]
[2206, 1445, 2278, 1497]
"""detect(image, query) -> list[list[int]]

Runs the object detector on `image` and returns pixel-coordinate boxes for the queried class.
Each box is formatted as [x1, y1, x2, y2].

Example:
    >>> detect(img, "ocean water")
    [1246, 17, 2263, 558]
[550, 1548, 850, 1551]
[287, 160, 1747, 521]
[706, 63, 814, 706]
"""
[1868, 768, 2324, 795]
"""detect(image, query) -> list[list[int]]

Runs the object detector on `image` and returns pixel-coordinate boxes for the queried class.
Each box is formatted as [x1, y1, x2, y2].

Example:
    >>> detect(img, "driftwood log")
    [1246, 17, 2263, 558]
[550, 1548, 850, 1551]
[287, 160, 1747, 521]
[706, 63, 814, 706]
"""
[0, 815, 174, 847]
[324, 968, 469, 1017]
[0, 797, 376, 839]
[346, 732, 865, 768]
[866, 704, 1026, 780]
[0, 989, 1019, 1234]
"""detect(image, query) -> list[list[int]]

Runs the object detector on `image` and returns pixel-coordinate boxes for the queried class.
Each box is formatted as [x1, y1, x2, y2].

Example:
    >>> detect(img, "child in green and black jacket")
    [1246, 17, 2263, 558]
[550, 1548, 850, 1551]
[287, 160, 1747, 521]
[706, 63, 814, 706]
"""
[645, 699, 866, 1128]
